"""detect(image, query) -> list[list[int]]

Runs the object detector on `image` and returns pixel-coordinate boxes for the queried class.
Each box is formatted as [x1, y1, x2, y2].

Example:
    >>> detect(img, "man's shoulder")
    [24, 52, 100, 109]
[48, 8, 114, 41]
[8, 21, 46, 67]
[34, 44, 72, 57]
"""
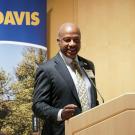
[37, 54, 59, 69]
[78, 55, 94, 66]
[78, 55, 95, 74]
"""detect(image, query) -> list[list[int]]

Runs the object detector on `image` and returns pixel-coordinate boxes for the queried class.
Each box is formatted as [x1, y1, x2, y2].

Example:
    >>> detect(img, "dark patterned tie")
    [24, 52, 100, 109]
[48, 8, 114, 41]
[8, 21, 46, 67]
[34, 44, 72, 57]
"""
[71, 60, 89, 112]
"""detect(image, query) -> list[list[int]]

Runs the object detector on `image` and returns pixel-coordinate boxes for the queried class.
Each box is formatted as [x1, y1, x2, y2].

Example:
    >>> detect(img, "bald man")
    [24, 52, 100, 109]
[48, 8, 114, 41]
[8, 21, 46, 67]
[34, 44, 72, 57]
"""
[32, 23, 99, 135]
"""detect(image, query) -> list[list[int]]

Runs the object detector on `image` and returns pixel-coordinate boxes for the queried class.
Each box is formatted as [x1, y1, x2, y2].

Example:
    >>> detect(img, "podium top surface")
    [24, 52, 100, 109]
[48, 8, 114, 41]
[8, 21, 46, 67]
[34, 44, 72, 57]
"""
[65, 93, 135, 134]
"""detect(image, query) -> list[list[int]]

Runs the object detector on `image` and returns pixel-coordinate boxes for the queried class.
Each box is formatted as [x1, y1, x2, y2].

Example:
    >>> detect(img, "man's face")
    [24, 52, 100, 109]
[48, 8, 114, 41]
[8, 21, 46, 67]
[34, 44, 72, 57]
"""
[57, 25, 81, 59]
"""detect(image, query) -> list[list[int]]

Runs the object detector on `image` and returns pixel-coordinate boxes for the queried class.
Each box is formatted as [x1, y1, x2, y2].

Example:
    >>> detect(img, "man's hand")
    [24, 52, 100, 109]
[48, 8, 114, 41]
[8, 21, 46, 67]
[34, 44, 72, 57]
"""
[61, 104, 77, 120]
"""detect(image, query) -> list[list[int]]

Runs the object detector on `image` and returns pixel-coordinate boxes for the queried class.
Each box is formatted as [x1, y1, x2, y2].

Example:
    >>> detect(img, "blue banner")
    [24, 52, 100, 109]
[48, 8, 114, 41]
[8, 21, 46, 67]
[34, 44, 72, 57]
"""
[0, 1, 46, 134]
[0, 0, 46, 47]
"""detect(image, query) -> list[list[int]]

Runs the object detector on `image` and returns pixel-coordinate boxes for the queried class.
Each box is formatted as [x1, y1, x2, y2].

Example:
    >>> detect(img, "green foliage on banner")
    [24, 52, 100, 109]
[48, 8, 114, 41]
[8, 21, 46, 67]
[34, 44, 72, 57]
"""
[0, 47, 46, 135]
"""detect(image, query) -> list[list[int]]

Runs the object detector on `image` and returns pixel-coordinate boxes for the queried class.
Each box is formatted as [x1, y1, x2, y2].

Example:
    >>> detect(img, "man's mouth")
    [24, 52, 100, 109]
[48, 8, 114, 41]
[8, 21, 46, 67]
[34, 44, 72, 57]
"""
[68, 48, 77, 54]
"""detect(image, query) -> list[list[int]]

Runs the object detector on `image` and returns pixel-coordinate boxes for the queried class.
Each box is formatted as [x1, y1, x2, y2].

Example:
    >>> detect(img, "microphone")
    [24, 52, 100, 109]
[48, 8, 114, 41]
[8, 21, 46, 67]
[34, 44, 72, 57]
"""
[79, 62, 104, 104]
[89, 77, 104, 104]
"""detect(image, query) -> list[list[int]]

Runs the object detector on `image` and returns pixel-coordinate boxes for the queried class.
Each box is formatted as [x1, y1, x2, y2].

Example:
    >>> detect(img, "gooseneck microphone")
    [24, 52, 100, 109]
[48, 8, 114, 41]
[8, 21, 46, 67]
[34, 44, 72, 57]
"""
[80, 62, 104, 104]
[89, 77, 104, 104]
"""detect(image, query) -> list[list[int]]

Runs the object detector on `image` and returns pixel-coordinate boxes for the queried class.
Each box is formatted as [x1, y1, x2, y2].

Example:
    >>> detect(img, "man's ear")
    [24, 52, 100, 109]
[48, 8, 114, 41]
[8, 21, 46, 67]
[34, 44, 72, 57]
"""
[57, 38, 60, 45]
[57, 38, 60, 42]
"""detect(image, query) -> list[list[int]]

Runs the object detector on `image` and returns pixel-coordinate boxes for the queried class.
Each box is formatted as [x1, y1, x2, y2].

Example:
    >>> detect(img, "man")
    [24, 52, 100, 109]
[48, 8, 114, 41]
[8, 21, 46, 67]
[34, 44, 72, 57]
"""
[32, 23, 99, 135]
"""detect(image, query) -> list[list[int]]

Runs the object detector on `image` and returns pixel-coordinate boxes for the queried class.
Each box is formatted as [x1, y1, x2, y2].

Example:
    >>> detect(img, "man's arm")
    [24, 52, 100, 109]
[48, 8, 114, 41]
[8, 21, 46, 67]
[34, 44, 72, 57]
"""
[32, 66, 59, 122]
[32, 65, 77, 122]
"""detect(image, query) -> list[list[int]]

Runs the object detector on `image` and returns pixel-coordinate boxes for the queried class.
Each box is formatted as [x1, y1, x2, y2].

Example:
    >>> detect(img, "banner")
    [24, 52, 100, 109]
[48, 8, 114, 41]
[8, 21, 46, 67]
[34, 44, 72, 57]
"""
[0, 1, 46, 134]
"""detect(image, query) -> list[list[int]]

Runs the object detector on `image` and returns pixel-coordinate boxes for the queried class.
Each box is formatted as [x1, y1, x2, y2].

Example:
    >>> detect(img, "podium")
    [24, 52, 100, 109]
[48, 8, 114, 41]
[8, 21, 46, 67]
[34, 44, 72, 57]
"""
[65, 93, 135, 135]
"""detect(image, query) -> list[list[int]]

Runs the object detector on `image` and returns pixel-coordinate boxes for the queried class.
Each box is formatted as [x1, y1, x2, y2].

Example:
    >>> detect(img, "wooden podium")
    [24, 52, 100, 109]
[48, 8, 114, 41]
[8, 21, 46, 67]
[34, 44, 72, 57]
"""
[65, 93, 135, 135]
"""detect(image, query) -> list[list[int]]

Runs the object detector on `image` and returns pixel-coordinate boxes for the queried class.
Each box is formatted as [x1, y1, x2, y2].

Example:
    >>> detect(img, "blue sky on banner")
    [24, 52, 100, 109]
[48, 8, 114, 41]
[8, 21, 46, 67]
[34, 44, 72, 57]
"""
[0, 0, 46, 47]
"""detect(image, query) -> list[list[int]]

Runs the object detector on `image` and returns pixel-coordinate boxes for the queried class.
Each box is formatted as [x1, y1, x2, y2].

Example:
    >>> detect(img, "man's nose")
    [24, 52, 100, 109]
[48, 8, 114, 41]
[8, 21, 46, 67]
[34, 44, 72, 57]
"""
[69, 39, 76, 46]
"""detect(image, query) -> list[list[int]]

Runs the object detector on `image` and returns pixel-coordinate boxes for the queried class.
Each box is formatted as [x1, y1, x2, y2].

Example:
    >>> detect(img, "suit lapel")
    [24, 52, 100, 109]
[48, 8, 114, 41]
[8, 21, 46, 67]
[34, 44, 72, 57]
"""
[54, 53, 81, 105]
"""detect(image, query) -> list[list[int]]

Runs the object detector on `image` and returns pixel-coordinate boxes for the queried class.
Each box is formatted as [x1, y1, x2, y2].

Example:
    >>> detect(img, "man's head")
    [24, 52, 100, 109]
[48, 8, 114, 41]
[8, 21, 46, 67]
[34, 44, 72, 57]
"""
[57, 23, 81, 59]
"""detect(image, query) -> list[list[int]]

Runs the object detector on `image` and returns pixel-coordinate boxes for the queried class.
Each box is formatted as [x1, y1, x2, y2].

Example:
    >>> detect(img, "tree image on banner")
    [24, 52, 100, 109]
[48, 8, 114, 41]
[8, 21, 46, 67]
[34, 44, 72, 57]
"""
[0, 47, 46, 135]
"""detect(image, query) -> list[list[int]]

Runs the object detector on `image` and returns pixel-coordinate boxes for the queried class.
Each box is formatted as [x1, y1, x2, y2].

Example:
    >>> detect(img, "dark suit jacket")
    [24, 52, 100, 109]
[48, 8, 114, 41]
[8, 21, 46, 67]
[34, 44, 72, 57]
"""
[32, 53, 99, 135]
